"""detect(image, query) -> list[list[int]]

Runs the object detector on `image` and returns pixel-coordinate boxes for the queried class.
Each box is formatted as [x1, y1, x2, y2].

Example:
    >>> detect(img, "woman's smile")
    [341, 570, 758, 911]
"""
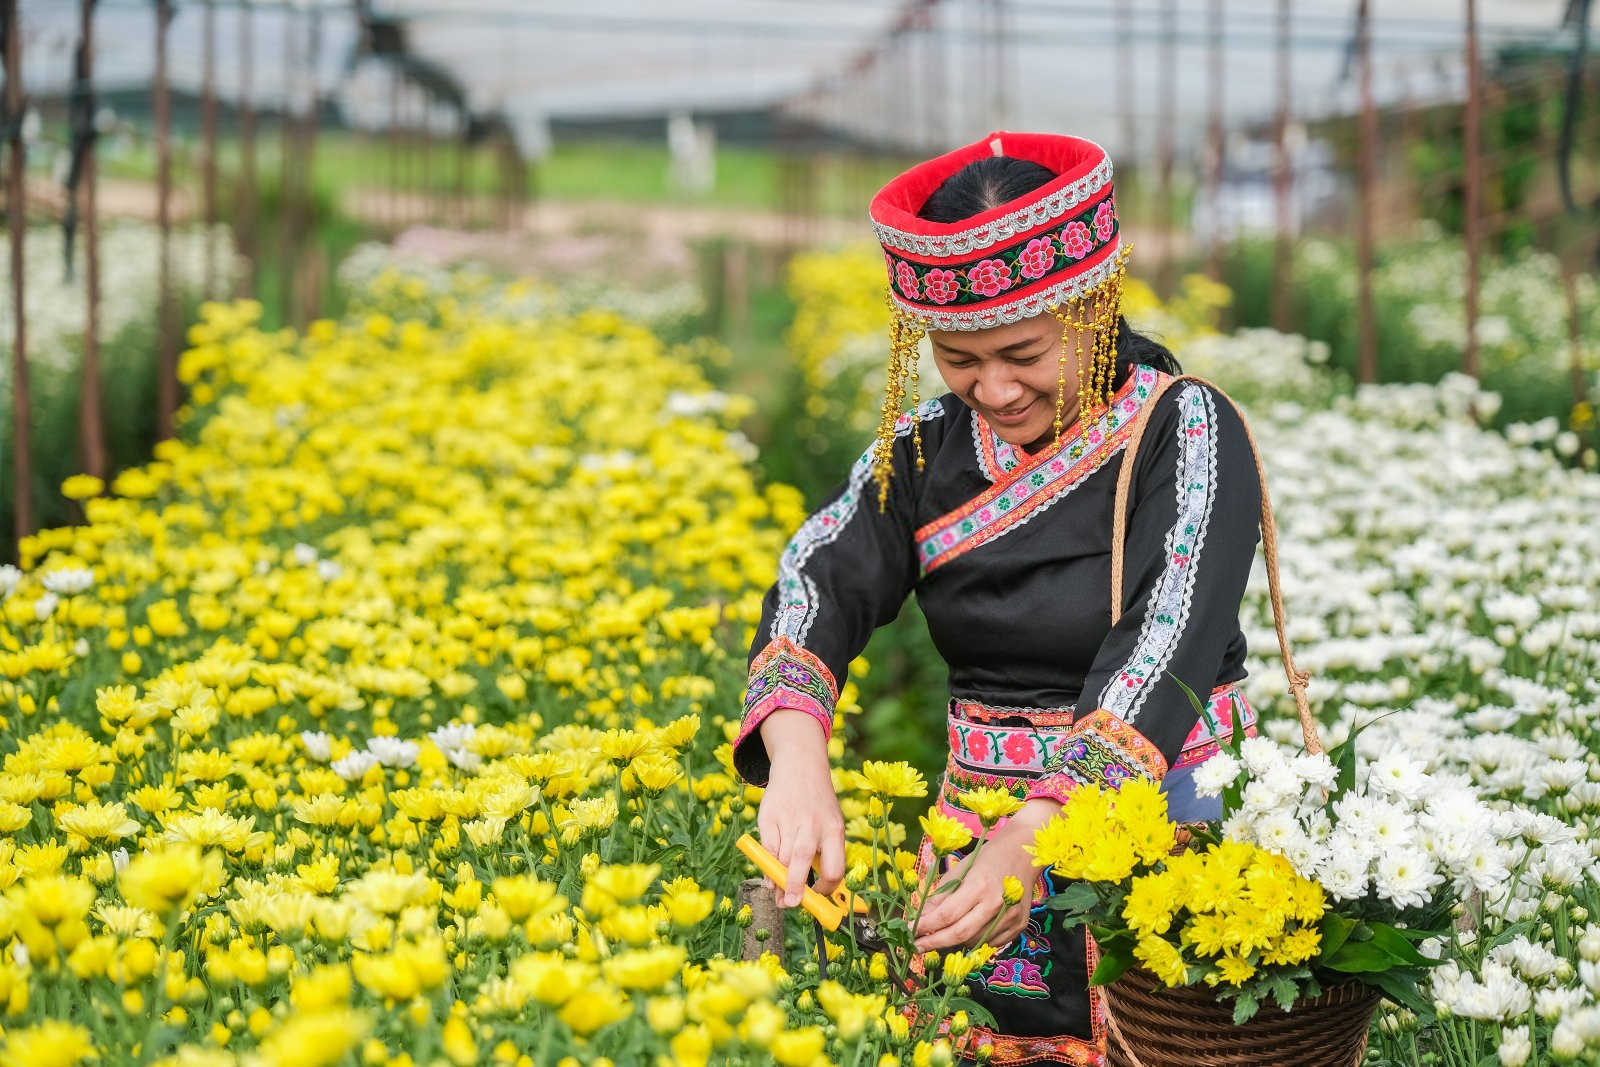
[984, 396, 1039, 426]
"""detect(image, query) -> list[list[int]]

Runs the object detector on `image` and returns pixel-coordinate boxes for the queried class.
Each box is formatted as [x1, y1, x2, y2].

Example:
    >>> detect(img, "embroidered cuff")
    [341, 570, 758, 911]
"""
[1029, 708, 1169, 797]
[731, 637, 839, 786]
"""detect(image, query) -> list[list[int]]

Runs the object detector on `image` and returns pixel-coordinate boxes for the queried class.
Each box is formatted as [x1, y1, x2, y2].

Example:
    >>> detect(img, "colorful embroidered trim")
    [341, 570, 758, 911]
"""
[971, 408, 1026, 484]
[1097, 384, 1220, 726]
[941, 685, 1253, 831]
[1032, 708, 1170, 796]
[771, 397, 944, 645]
[873, 154, 1113, 257]
[891, 236, 1124, 332]
[734, 637, 838, 757]
[917, 366, 1162, 575]
[884, 191, 1117, 310]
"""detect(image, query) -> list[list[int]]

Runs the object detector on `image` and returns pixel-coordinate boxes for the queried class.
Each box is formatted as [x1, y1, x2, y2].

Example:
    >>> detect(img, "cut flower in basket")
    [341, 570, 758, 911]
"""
[1028, 686, 1520, 1025]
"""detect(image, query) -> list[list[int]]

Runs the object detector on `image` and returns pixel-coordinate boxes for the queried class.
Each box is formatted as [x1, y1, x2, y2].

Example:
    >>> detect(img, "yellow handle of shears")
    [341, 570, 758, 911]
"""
[735, 832, 869, 932]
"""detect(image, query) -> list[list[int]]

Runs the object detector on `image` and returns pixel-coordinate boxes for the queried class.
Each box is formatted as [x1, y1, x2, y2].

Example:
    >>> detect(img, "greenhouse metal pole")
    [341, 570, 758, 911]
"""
[238, 0, 257, 299]
[1356, 0, 1379, 384]
[1271, 0, 1293, 332]
[3, 0, 33, 542]
[1463, 0, 1483, 379]
[1206, 0, 1225, 282]
[202, 0, 218, 297]
[1118, 0, 1135, 162]
[1156, 0, 1176, 293]
[154, 0, 176, 442]
[78, 0, 106, 484]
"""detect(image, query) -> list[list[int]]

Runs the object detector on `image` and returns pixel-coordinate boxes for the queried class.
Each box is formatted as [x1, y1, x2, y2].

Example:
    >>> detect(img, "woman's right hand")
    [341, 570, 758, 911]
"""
[756, 709, 846, 908]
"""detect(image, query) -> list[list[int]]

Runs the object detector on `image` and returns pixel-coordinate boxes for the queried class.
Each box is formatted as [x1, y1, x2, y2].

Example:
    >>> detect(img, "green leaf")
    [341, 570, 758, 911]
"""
[1231, 991, 1261, 1025]
[1362, 969, 1435, 1021]
[1270, 975, 1300, 1013]
[1087, 926, 1135, 986]
[1090, 947, 1136, 987]
[1044, 883, 1099, 913]
[1316, 913, 1357, 962]
[1321, 940, 1402, 973]
[1325, 709, 1404, 809]
[648, 843, 687, 868]
[942, 995, 1000, 1030]
[1366, 922, 1436, 968]
[1169, 674, 1207, 719]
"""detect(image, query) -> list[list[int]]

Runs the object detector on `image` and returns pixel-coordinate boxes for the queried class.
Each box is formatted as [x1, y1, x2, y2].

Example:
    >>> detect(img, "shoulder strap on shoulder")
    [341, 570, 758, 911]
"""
[1108, 373, 1323, 756]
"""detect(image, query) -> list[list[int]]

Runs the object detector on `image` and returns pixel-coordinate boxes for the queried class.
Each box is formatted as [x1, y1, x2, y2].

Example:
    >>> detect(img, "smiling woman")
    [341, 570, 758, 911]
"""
[734, 132, 1267, 1066]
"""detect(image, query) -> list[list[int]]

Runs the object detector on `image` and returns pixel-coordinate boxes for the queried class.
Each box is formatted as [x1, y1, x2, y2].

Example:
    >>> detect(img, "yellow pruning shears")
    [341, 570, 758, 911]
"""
[735, 832, 872, 934]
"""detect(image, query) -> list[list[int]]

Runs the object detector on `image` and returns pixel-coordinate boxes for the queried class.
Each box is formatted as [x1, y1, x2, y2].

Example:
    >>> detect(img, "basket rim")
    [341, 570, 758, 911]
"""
[1106, 966, 1383, 1015]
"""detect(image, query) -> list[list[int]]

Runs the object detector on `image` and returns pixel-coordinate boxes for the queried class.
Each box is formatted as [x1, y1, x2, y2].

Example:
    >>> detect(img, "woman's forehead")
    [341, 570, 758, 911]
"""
[928, 316, 1060, 354]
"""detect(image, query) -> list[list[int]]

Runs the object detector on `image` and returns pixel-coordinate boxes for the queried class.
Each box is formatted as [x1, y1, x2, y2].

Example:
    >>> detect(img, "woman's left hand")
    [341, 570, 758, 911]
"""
[910, 799, 1061, 952]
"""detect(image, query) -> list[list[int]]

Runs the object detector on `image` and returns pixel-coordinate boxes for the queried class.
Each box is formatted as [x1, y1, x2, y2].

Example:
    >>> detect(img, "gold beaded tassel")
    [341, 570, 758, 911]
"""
[874, 290, 930, 510]
[872, 291, 910, 510]
[1046, 240, 1135, 456]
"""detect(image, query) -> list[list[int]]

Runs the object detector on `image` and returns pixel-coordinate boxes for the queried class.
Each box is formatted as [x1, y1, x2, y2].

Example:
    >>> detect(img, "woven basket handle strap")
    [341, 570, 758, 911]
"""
[1109, 373, 1323, 757]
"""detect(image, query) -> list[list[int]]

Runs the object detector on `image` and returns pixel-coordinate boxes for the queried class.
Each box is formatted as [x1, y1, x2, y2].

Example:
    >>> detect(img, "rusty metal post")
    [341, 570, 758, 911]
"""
[201, 0, 217, 297]
[1356, 0, 1379, 384]
[298, 1, 322, 321]
[78, 0, 105, 484]
[1206, 0, 1226, 281]
[237, 0, 257, 298]
[1156, 0, 1177, 294]
[4, 0, 32, 543]
[280, 0, 297, 321]
[1118, 0, 1135, 159]
[1463, 0, 1483, 379]
[1565, 267, 1587, 415]
[154, 0, 176, 442]
[1270, 0, 1293, 332]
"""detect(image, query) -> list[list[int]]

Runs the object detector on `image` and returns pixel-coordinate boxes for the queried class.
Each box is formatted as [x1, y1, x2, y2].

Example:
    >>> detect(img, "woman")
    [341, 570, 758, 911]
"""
[732, 132, 1262, 1065]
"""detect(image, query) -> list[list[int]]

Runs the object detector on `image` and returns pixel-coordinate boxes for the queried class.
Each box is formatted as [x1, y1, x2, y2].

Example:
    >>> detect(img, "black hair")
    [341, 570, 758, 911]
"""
[916, 155, 1182, 380]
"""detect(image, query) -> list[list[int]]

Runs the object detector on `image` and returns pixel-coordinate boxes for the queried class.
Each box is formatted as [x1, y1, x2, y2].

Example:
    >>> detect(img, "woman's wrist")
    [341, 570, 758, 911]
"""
[760, 708, 830, 770]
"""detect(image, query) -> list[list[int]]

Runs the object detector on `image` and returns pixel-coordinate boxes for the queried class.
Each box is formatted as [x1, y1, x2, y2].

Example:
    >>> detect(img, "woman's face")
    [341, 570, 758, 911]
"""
[928, 315, 1095, 450]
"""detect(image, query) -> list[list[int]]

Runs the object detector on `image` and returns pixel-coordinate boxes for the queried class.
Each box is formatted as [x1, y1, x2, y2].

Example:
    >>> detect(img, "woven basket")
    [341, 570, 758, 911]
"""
[1102, 967, 1380, 1067]
[1100, 376, 1377, 1065]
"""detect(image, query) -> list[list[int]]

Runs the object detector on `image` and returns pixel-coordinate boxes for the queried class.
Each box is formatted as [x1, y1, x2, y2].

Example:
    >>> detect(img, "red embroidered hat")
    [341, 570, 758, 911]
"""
[868, 130, 1123, 331]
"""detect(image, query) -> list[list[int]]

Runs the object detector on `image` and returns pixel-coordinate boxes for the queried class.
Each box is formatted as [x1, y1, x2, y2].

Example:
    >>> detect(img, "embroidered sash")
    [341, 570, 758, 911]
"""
[920, 365, 1164, 575]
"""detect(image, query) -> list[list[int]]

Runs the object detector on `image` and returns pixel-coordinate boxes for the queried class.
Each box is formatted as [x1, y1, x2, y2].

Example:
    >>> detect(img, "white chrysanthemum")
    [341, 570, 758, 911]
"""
[1374, 849, 1442, 910]
[1238, 735, 1284, 776]
[331, 750, 379, 782]
[300, 731, 333, 761]
[367, 736, 419, 769]
[0, 563, 21, 598]
[1191, 752, 1242, 797]
[1368, 750, 1429, 802]
[1496, 1024, 1531, 1067]
[40, 567, 94, 595]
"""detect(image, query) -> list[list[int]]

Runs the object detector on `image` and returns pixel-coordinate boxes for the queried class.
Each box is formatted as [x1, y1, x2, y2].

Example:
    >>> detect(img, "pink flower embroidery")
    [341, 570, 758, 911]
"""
[1060, 221, 1094, 260]
[1093, 200, 1117, 242]
[923, 269, 961, 305]
[967, 732, 991, 761]
[895, 261, 920, 301]
[1015, 237, 1056, 280]
[966, 259, 1013, 298]
[1001, 733, 1037, 764]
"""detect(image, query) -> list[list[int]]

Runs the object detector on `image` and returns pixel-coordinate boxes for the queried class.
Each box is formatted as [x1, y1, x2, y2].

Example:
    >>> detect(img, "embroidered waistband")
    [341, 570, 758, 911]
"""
[945, 682, 1254, 779]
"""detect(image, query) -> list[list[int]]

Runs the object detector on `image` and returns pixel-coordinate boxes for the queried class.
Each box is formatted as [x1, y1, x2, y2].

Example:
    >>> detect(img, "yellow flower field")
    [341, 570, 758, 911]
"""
[0, 287, 970, 1066]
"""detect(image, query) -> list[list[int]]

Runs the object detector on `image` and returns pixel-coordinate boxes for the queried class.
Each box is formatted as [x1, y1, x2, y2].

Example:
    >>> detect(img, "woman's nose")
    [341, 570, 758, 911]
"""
[971, 364, 1023, 409]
